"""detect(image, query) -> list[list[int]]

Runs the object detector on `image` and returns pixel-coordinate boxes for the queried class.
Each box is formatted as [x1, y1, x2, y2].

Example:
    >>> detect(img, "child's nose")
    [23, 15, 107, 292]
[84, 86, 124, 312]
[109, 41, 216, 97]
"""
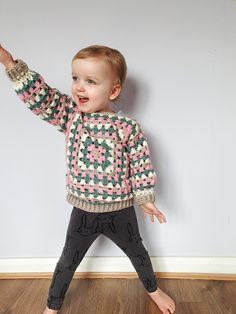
[77, 81, 85, 92]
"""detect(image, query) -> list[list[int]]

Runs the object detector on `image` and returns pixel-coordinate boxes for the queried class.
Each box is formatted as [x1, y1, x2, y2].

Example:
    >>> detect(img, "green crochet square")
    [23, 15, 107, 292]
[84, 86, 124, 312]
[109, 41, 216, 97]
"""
[77, 133, 115, 174]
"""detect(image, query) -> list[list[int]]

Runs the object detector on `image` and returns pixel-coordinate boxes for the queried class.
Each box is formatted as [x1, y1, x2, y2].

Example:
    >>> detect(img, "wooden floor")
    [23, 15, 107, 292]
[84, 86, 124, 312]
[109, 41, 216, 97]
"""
[0, 278, 236, 314]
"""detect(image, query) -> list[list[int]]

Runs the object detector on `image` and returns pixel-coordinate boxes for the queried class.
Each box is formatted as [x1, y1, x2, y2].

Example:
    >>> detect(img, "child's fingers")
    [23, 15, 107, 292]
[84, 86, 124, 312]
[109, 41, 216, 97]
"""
[150, 214, 154, 222]
[154, 209, 167, 223]
[159, 213, 167, 223]
[154, 212, 167, 223]
[158, 213, 167, 223]
[155, 214, 162, 223]
[143, 210, 154, 222]
[143, 208, 167, 223]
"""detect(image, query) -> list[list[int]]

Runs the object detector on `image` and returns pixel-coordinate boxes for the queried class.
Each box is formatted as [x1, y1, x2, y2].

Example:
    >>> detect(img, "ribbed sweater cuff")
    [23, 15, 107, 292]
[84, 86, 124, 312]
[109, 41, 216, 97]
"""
[5, 59, 29, 81]
[134, 191, 156, 205]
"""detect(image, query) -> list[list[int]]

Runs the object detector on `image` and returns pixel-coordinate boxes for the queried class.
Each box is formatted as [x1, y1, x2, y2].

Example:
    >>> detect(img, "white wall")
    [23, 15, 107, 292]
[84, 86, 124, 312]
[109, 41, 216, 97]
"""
[0, 0, 235, 259]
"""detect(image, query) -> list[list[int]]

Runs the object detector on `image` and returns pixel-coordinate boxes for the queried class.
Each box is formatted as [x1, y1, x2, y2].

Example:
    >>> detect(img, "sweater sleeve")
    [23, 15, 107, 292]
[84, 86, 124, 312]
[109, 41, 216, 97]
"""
[5, 59, 79, 134]
[127, 120, 157, 206]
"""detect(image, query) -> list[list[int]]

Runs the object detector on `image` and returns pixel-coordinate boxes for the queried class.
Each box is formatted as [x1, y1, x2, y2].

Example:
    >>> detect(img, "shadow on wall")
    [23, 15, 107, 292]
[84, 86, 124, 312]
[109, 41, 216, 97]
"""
[111, 75, 181, 256]
[112, 76, 151, 116]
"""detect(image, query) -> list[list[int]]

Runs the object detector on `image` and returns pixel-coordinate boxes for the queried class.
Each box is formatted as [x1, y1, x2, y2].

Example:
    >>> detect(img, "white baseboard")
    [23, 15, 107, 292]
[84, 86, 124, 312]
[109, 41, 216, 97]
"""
[0, 257, 235, 274]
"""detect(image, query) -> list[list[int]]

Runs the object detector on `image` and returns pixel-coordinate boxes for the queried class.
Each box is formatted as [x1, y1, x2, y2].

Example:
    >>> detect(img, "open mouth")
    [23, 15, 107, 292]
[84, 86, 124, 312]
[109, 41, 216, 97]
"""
[78, 96, 89, 104]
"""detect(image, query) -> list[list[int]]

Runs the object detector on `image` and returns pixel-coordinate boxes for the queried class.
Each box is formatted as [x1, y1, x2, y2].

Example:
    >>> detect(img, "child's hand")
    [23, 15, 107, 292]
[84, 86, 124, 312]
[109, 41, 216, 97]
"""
[0, 43, 15, 69]
[140, 202, 167, 223]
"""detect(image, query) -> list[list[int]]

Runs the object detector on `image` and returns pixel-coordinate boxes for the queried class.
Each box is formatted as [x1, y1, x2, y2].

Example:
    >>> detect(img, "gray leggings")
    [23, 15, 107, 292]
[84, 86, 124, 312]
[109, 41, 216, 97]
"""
[47, 205, 158, 310]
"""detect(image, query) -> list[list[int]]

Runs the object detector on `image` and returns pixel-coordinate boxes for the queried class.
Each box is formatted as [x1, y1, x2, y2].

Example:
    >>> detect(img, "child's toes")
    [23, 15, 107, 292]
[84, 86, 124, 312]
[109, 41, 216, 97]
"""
[169, 301, 176, 312]
[168, 305, 175, 313]
[172, 303, 175, 311]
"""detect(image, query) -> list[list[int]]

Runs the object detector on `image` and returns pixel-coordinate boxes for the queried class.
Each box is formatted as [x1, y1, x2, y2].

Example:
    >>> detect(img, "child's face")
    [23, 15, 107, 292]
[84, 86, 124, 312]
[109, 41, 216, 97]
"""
[71, 57, 121, 113]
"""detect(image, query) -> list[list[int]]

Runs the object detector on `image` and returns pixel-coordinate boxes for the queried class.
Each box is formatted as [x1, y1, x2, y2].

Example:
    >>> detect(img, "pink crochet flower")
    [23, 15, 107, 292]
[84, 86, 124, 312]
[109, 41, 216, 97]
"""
[87, 145, 105, 163]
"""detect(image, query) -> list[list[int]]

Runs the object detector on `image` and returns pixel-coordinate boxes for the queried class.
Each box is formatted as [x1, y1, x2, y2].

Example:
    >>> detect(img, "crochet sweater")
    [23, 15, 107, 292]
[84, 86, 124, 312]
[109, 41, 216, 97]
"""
[6, 59, 157, 213]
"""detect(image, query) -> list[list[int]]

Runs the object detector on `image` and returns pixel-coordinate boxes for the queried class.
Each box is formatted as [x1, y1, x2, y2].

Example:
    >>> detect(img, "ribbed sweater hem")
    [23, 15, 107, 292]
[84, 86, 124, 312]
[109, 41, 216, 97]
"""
[66, 193, 135, 213]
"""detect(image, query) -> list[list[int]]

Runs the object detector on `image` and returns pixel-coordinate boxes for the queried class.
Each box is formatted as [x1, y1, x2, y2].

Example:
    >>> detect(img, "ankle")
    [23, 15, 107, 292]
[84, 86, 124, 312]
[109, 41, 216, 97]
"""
[43, 305, 58, 313]
[148, 287, 160, 295]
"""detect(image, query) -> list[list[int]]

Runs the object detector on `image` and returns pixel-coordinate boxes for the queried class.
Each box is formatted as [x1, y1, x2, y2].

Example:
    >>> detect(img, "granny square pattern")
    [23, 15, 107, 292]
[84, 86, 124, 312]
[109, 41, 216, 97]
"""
[6, 59, 157, 212]
[77, 130, 115, 175]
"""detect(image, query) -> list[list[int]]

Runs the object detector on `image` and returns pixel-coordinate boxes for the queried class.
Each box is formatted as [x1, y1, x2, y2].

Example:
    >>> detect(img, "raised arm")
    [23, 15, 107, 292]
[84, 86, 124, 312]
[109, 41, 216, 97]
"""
[0, 44, 79, 134]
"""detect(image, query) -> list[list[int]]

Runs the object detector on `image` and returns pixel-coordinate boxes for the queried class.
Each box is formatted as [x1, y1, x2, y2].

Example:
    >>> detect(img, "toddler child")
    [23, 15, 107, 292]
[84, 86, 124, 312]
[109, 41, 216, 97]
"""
[0, 43, 176, 314]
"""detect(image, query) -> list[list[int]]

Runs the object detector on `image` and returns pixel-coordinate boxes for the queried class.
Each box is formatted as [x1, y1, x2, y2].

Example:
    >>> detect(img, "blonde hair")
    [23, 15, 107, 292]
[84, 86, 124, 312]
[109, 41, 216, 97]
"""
[72, 45, 127, 86]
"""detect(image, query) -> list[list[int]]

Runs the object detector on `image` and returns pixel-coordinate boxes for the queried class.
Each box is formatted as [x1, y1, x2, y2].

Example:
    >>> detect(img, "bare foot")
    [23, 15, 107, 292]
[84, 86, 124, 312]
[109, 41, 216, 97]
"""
[42, 305, 58, 314]
[148, 287, 176, 313]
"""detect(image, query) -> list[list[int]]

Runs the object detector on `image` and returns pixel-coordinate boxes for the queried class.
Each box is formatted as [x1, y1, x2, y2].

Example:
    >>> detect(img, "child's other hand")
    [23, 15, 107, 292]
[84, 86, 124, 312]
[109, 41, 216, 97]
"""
[0, 44, 15, 69]
[140, 202, 167, 224]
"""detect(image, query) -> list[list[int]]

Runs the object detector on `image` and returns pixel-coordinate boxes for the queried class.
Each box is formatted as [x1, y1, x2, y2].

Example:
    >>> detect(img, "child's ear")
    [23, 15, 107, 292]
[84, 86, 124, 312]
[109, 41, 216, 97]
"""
[109, 84, 122, 101]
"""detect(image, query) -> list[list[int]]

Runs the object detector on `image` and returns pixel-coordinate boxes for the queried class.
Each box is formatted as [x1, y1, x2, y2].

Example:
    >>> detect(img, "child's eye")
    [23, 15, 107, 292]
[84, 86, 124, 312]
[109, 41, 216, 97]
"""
[87, 79, 96, 85]
[72, 76, 78, 81]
